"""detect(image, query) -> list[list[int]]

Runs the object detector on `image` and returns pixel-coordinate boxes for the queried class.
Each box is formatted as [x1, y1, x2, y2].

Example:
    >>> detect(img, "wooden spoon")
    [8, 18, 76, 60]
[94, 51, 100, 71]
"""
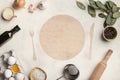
[29, 31, 37, 61]
[86, 23, 95, 60]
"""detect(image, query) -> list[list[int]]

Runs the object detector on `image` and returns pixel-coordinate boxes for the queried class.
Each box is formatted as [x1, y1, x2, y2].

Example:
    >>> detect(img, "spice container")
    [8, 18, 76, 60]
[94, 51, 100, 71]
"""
[1, 7, 16, 21]
[103, 26, 117, 41]
[30, 67, 47, 80]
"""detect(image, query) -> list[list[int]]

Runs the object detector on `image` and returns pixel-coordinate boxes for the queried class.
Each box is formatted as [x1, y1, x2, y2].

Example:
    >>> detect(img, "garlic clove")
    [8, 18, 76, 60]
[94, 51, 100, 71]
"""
[37, 1, 48, 10]
[15, 73, 25, 80]
[4, 69, 12, 78]
[8, 56, 16, 65]
[9, 77, 15, 80]
[28, 4, 34, 13]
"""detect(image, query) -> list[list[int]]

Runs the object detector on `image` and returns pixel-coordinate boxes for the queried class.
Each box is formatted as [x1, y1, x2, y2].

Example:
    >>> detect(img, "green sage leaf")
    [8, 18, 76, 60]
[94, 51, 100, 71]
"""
[112, 5, 119, 12]
[110, 18, 117, 25]
[106, 13, 112, 25]
[96, 1, 107, 11]
[108, 1, 116, 8]
[104, 20, 108, 28]
[89, 0, 98, 9]
[118, 7, 120, 9]
[88, 5, 96, 17]
[113, 12, 120, 18]
[98, 13, 106, 18]
[105, 1, 111, 10]
[76, 1, 86, 10]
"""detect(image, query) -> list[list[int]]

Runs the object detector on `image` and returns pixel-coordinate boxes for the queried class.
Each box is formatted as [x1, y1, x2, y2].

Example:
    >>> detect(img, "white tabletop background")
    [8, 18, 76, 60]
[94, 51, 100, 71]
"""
[0, 0, 120, 80]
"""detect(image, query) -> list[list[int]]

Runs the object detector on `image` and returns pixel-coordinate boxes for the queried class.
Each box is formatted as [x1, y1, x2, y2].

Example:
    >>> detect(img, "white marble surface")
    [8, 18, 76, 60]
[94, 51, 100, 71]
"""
[0, 0, 120, 80]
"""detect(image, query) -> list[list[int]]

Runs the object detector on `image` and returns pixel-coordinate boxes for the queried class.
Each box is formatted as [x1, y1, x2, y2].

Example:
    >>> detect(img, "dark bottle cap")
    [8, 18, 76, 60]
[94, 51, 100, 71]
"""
[11, 25, 21, 35]
[12, 25, 21, 32]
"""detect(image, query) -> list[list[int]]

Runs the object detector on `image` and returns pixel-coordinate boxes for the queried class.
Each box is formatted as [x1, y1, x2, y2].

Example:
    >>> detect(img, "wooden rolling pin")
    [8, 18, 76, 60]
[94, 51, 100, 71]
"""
[89, 49, 113, 80]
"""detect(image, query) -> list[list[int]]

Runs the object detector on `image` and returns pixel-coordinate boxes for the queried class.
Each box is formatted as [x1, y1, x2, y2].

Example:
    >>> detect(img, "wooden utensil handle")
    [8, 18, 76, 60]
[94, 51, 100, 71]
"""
[102, 49, 113, 64]
[89, 49, 113, 80]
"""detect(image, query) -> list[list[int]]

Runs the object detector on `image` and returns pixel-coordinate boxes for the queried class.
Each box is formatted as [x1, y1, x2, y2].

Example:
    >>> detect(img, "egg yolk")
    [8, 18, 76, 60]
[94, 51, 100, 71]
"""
[11, 65, 20, 73]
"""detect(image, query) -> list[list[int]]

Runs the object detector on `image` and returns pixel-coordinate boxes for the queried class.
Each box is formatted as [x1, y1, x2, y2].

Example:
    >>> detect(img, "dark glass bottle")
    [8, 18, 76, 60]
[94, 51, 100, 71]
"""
[0, 25, 21, 46]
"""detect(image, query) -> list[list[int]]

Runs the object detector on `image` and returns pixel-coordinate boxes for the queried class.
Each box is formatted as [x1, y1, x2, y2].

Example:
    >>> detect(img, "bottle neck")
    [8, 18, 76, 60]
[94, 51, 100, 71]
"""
[10, 25, 21, 36]
[10, 29, 17, 36]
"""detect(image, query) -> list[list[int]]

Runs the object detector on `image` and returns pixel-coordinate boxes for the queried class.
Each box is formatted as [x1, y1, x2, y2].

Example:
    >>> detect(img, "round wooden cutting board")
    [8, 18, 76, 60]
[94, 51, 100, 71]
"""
[40, 15, 85, 60]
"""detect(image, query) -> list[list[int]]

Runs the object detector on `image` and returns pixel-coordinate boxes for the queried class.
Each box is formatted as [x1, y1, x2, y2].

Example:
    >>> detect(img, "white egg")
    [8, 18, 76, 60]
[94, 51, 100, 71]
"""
[8, 56, 16, 65]
[4, 69, 12, 78]
[15, 73, 25, 80]
[9, 77, 15, 80]
[38, 1, 48, 10]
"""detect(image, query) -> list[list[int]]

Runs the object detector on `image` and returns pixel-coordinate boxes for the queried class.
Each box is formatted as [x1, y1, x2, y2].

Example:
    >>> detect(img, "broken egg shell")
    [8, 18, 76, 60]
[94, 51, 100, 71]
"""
[10, 50, 16, 56]
[9, 77, 15, 80]
[15, 73, 25, 80]
[11, 64, 20, 73]
[4, 69, 12, 78]
[8, 56, 16, 65]
[37, 1, 48, 10]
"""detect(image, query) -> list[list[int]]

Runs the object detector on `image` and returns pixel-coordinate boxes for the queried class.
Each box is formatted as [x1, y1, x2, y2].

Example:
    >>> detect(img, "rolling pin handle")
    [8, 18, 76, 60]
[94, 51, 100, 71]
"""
[102, 49, 113, 64]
